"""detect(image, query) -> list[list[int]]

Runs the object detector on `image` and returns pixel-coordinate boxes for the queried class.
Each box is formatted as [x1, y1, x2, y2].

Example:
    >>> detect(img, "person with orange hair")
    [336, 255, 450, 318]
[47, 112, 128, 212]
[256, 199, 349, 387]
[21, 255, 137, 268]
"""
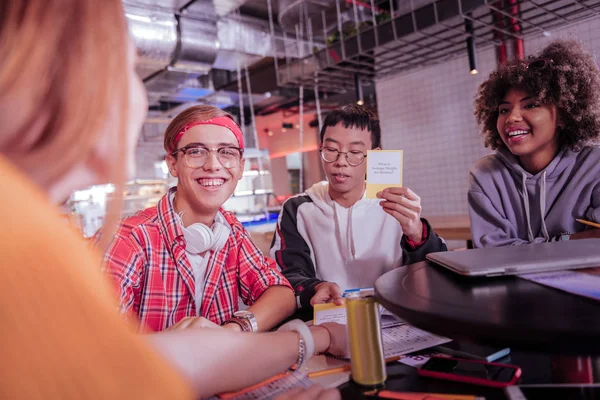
[0, 1, 345, 399]
[102, 105, 296, 333]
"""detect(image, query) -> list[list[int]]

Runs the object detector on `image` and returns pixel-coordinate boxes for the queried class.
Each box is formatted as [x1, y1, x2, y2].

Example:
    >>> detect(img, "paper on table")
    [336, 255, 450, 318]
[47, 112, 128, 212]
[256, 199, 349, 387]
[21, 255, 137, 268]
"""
[313, 302, 347, 325]
[382, 324, 451, 358]
[366, 150, 403, 199]
[519, 267, 600, 302]
[315, 304, 449, 360]
[215, 371, 313, 399]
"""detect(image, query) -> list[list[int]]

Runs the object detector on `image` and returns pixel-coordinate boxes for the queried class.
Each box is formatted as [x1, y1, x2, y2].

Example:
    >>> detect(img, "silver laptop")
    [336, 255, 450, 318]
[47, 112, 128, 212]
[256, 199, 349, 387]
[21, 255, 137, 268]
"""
[426, 238, 600, 277]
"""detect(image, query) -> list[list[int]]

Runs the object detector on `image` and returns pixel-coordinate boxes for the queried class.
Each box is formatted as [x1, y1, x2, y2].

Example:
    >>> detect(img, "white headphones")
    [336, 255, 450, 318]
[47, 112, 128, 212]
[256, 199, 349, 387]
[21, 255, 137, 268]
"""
[176, 212, 230, 254]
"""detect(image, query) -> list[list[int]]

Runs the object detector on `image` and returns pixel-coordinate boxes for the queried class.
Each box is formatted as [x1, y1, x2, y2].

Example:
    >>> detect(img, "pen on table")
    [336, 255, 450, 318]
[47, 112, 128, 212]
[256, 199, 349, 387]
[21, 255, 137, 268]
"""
[576, 219, 600, 229]
[364, 390, 485, 400]
[308, 365, 351, 378]
[308, 355, 404, 378]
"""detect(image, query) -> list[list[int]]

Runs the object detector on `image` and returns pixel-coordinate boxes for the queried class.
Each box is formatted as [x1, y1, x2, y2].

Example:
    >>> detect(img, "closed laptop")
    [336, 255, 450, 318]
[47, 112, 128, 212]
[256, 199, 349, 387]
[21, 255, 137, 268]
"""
[426, 239, 600, 277]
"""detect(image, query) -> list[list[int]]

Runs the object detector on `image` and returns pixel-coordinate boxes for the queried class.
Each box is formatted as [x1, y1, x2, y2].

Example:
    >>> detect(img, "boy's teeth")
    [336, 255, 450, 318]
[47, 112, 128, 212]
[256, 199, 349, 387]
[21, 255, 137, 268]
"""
[198, 178, 225, 187]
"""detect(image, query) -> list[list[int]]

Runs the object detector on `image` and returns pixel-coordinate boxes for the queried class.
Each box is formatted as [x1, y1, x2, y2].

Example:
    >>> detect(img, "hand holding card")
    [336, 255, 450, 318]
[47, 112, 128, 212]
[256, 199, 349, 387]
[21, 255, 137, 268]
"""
[377, 187, 424, 242]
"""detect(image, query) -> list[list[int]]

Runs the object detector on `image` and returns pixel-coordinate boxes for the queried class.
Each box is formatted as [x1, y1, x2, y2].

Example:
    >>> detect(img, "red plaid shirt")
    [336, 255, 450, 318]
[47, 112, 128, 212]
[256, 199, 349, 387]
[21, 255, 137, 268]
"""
[102, 188, 291, 332]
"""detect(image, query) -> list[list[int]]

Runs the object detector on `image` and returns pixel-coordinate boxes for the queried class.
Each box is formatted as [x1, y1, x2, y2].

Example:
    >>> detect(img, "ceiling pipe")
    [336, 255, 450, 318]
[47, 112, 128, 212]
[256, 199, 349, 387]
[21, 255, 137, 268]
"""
[492, 0, 507, 65]
[507, 0, 524, 60]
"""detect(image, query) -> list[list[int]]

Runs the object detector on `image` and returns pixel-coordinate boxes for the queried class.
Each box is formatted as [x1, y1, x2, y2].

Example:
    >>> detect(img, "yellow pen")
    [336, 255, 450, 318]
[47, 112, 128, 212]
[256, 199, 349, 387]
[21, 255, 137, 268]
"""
[308, 365, 351, 378]
[576, 219, 600, 229]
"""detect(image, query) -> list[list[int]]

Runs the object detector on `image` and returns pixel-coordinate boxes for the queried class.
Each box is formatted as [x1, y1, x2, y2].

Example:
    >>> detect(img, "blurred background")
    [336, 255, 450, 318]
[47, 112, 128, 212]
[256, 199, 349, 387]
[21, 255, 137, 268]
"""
[64, 0, 600, 250]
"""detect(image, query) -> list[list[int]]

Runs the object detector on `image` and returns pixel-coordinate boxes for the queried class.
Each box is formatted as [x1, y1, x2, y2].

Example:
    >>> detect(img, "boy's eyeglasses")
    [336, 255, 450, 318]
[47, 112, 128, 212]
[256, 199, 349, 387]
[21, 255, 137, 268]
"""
[320, 147, 367, 166]
[171, 145, 244, 169]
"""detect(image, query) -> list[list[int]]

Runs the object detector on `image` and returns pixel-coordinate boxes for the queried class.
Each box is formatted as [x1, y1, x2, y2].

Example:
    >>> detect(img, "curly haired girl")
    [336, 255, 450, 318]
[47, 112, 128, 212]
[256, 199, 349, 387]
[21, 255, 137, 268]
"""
[469, 40, 600, 247]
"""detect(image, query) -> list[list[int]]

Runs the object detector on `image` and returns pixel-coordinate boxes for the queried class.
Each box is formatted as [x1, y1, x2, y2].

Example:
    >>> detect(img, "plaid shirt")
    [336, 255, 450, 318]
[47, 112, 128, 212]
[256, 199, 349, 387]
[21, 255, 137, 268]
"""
[102, 187, 291, 332]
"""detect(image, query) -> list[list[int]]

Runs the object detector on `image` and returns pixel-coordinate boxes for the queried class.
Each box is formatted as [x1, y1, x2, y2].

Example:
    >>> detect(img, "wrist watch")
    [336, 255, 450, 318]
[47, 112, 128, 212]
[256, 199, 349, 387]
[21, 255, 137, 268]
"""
[227, 311, 258, 332]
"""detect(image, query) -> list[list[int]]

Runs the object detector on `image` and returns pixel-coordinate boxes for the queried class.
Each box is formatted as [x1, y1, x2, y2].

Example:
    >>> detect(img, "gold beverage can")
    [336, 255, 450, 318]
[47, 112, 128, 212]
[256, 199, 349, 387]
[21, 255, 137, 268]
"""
[346, 291, 387, 386]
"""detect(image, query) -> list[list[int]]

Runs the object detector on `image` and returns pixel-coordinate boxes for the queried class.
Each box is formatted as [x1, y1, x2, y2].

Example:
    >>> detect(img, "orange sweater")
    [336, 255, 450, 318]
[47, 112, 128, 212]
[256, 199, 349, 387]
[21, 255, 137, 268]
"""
[0, 156, 193, 400]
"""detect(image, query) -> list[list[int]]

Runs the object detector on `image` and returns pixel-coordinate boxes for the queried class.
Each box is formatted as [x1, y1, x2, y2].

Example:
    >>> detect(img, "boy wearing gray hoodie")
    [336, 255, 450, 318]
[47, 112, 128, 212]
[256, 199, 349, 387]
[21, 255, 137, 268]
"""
[469, 40, 600, 248]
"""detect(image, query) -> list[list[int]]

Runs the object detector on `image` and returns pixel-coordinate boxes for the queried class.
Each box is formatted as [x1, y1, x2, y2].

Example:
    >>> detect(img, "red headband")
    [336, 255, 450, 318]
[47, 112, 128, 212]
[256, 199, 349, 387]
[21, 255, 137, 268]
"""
[171, 116, 245, 152]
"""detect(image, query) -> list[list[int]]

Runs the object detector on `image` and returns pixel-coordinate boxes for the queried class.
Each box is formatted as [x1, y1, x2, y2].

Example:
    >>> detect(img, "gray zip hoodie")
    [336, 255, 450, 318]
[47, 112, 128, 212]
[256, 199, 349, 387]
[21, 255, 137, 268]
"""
[468, 146, 600, 248]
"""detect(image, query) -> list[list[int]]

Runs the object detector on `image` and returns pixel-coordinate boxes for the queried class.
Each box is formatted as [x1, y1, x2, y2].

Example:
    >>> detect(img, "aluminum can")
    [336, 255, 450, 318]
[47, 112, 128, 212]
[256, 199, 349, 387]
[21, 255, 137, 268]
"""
[346, 291, 387, 386]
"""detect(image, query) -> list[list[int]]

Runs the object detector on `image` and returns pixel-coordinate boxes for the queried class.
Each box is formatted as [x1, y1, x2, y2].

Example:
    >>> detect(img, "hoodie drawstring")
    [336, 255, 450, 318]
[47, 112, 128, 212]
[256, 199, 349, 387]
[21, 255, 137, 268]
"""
[348, 206, 356, 259]
[521, 171, 550, 241]
[332, 202, 357, 262]
[540, 171, 550, 240]
[521, 172, 534, 242]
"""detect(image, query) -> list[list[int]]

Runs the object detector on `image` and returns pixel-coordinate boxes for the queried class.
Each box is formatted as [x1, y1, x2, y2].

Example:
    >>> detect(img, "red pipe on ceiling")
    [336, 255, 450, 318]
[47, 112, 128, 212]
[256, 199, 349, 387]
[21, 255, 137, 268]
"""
[507, 0, 524, 60]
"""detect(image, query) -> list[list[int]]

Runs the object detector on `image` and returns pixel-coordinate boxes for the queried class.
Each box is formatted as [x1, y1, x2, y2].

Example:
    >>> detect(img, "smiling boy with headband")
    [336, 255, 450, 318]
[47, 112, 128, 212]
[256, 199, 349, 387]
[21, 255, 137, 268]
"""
[103, 105, 295, 332]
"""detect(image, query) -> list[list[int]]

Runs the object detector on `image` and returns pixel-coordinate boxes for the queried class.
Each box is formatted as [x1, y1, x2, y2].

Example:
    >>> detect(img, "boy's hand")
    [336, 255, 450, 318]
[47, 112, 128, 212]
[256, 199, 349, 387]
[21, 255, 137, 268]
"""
[377, 187, 424, 242]
[310, 282, 344, 306]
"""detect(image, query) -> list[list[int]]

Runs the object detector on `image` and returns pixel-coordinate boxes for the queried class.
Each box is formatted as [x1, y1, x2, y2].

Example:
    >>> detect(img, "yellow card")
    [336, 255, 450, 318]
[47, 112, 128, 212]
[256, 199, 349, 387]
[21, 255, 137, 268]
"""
[366, 150, 403, 199]
[313, 302, 346, 325]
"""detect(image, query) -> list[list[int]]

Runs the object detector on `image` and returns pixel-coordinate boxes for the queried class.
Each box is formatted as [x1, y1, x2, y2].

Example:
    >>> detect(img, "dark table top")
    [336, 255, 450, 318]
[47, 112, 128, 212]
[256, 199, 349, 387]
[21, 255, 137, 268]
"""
[375, 261, 600, 355]
[338, 350, 553, 399]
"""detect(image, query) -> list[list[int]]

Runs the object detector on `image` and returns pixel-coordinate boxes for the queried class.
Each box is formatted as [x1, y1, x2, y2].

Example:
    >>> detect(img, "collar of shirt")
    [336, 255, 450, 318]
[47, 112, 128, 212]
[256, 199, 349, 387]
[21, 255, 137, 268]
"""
[157, 187, 186, 251]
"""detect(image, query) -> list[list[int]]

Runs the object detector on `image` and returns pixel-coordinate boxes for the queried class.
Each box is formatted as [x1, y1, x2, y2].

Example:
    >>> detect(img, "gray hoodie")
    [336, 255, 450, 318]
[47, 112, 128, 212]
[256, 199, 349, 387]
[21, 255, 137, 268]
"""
[468, 146, 600, 248]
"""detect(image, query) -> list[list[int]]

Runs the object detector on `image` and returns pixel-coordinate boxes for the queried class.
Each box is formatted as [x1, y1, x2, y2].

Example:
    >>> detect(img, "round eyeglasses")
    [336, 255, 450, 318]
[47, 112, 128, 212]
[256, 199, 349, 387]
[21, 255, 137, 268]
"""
[171, 145, 243, 169]
[319, 147, 367, 166]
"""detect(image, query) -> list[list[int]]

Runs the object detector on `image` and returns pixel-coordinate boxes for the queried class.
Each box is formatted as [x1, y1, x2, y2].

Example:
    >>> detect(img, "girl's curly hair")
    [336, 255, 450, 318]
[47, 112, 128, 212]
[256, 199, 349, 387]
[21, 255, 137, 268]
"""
[474, 40, 600, 151]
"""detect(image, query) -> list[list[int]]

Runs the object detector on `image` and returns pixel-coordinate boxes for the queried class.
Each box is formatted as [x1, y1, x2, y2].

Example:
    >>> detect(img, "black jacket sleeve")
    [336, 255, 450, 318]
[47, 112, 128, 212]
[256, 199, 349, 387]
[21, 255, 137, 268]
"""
[400, 218, 448, 265]
[270, 196, 322, 309]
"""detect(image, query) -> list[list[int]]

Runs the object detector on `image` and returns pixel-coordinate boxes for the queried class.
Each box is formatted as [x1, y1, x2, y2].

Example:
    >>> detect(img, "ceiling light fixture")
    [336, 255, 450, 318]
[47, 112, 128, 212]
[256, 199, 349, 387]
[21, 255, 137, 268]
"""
[355, 73, 364, 105]
[465, 15, 478, 75]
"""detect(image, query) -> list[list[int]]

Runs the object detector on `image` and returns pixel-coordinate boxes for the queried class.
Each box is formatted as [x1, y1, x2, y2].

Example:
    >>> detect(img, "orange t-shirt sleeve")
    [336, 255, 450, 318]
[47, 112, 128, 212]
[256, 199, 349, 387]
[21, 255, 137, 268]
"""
[0, 158, 194, 400]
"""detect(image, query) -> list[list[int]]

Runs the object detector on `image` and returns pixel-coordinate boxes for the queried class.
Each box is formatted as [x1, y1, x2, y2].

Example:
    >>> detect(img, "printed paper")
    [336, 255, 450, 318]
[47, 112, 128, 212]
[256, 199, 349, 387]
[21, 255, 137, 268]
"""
[519, 268, 600, 301]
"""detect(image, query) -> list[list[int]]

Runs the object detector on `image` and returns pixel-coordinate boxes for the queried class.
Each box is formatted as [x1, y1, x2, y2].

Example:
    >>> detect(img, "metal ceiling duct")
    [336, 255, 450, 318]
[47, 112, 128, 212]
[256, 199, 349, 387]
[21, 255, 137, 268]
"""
[278, 0, 332, 33]
[174, 17, 220, 73]
[123, 0, 191, 12]
[125, 6, 219, 78]
[125, 6, 178, 80]
[124, 0, 316, 112]
[124, 2, 219, 106]
[213, 0, 252, 17]
[124, 4, 294, 109]
[214, 15, 274, 71]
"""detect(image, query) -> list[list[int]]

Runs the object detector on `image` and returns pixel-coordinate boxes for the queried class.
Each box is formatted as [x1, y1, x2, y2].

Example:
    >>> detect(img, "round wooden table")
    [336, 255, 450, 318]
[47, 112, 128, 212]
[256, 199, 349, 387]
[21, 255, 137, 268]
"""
[375, 261, 600, 355]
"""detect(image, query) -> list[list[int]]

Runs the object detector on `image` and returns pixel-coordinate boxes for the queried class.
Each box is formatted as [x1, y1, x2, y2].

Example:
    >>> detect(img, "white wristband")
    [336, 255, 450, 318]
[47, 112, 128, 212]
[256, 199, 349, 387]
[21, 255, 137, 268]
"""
[277, 319, 315, 366]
